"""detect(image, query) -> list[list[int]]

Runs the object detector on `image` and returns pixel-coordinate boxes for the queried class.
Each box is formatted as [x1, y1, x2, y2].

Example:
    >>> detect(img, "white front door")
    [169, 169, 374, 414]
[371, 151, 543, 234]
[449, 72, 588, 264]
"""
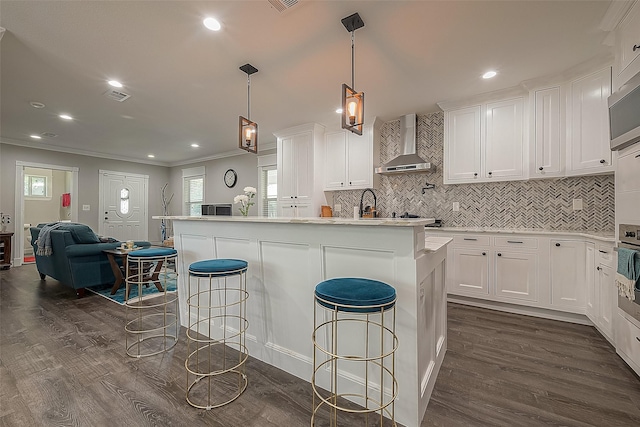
[99, 171, 148, 241]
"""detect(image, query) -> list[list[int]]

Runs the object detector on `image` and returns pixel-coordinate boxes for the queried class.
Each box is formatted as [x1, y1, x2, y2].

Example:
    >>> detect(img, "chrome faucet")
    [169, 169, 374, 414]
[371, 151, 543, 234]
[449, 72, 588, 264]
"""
[359, 188, 377, 218]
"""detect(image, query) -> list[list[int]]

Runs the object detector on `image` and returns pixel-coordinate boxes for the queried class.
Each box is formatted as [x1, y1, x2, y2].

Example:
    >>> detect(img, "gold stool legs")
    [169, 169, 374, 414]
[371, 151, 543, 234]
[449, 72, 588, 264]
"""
[185, 267, 249, 409]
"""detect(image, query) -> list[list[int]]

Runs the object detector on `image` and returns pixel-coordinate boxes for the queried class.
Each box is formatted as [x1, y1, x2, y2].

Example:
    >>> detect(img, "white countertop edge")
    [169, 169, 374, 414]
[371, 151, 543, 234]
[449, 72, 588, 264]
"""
[424, 236, 453, 252]
[153, 215, 435, 227]
[424, 227, 615, 242]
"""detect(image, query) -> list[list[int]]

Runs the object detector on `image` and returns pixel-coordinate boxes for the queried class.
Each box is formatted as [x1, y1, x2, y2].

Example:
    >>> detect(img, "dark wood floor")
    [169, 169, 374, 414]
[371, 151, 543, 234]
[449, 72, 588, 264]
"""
[1, 264, 639, 426]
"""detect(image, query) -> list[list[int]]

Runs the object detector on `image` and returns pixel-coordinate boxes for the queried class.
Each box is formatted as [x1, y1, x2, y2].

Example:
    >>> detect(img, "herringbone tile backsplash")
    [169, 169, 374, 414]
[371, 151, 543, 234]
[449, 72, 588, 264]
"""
[333, 112, 615, 232]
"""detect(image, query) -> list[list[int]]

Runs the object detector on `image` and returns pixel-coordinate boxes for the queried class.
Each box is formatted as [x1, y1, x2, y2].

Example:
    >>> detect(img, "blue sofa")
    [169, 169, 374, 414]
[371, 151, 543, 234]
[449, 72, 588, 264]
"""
[30, 223, 151, 297]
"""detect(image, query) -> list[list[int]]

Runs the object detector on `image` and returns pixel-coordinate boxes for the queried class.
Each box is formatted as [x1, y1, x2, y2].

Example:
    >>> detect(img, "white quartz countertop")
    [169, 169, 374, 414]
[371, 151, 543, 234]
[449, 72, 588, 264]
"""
[154, 215, 435, 227]
[425, 226, 615, 242]
[423, 236, 452, 252]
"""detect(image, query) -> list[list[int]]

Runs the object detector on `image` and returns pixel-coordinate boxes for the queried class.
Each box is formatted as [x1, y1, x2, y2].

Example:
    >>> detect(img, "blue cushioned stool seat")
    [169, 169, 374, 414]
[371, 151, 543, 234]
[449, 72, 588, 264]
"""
[189, 259, 248, 276]
[315, 277, 396, 313]
[128, 248, 177, 258]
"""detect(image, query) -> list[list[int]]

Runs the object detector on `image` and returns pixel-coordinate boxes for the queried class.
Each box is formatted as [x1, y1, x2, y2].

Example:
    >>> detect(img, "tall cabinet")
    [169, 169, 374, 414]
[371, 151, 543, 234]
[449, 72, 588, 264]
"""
[275, 123, 326, 217]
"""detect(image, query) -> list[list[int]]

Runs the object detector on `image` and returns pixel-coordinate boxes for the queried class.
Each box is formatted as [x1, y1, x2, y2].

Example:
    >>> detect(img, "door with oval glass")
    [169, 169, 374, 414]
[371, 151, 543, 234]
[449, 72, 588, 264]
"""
[99, 170, 148, 242]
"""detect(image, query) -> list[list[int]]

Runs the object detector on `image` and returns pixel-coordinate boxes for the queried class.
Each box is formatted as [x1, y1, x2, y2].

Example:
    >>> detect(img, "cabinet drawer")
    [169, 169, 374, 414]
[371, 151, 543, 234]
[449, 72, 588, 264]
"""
[494, 236, 538, 249]
[616, 312, 640, 370]
[597, 245, 615, 268]
[453, 235, 490, 246]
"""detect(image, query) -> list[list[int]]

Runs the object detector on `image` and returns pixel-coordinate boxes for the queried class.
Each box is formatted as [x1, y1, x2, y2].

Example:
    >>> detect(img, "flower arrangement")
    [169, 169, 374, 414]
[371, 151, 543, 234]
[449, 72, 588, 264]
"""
[234, 186, 256, 216]
[0, 212, 10, 232]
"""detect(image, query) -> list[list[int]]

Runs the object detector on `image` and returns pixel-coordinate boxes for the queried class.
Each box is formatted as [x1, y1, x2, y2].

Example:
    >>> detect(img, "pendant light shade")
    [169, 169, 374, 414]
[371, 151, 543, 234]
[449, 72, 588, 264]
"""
[341, 13, 365, 136]
[239, 63, 258, 154]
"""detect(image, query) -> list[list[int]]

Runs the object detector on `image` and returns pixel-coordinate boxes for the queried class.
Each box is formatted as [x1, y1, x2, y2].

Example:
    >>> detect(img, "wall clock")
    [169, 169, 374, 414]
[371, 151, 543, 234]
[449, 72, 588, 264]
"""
[224, 169, 237, 188]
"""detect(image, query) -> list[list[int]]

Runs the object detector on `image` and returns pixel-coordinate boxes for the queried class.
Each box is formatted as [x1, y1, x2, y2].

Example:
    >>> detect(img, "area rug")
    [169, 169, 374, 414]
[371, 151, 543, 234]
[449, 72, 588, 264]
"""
[88, 277, 177, 305]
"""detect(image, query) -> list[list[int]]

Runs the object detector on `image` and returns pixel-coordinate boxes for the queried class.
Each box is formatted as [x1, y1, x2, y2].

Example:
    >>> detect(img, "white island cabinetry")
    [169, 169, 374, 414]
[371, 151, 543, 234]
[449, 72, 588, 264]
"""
[158, 215, 448, 427]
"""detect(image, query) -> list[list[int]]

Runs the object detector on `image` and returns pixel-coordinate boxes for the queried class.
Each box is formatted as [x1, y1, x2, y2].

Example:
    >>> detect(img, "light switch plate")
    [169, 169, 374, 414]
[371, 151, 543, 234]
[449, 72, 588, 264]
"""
[572, 199, 583, 211]
[82, 205, 90, 211]
[453, 202, 460, 212]
[334, 204, 341, 212]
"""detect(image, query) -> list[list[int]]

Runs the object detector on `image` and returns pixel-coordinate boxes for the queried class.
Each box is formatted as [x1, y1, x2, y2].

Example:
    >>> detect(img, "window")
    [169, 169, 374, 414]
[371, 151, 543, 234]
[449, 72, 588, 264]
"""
[258, 154, 277, 217]
[24, 175, 48, 198]
[182, 166, 205, 216]
[120, 188, 130, 215]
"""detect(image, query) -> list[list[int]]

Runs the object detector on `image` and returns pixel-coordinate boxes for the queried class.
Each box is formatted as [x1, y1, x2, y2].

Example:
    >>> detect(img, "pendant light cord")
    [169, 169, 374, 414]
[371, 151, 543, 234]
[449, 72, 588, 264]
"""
[351, 31, 355, 88]
[247, 74, 251, 119]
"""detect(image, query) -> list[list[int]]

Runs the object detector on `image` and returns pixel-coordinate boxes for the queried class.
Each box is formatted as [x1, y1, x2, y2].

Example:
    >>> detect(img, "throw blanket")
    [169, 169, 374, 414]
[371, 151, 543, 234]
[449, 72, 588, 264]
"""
[616, 247, 640, 301]
[36, 222, 63, 256]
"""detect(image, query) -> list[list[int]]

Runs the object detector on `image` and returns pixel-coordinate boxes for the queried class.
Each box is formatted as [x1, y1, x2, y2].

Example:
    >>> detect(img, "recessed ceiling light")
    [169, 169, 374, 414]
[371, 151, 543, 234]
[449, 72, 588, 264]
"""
[482, 70, 497, 79]
[147, 154, 155, 158]
[30, 101, 45, 109]
[335, 108, 343, 114]
[30, 134, 42, 139]
[203, 17, 221, 31]
[59, 114, 73, 120]
[191, 143, 200, 148]
[108, 80, 123, 88]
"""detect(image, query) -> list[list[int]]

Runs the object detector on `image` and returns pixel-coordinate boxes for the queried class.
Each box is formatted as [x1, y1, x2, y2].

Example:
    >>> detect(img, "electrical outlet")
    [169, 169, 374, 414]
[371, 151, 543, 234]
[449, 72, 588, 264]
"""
[334, 204, 341, 212]
[572, 199, 583, 211]
[82, 205, 90, 211]
[453, 202, 460, 212]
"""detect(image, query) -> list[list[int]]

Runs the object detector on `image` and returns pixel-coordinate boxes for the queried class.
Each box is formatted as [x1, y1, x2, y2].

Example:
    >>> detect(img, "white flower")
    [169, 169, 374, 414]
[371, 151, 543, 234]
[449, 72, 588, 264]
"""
[234, 194, 249, 204]
[244, 186, 257, 195]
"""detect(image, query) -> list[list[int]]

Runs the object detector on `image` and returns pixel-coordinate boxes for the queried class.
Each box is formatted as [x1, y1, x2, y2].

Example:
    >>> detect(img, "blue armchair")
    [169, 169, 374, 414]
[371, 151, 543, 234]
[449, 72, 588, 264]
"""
[30, 224, 150, 297]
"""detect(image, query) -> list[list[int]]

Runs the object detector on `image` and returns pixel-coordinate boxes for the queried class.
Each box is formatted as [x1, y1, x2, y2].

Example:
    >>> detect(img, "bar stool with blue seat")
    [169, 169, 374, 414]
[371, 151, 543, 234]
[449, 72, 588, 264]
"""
[124, 247, 179, 358]
[312, 277, 399, 426]
[186, 258, 249, 410]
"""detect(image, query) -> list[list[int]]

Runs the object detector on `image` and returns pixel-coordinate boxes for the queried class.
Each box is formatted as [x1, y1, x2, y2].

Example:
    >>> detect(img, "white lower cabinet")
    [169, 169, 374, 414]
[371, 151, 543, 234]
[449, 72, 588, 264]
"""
[597, 264, 615, 339]
[278, 202, 312, 218]
[450, 247, 489, 296]
[550, 240, 586, 312]
[494, 250, 538, 303]
[615, 311, 640, 376]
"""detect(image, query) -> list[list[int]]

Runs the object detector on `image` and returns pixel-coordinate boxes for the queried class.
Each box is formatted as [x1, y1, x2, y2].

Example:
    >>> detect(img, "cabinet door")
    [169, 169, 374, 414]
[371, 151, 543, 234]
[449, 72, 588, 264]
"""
[586, 243, 597, 321]
[294, 203, 314, 218]
[550, 240, 586, 311]
[445, 106, 482, 183]
[346, 131, 372, 188]
[597, 264, 615, 338]
[617, 2, 640, 86]
[494, 250, 538, 302]
[533, 87, 563, 177]
[485, 98, 525, 180]
[567, 68, 612, 174]
[450, 247, 489, 296]
[324, 131, 347, 190]
[293, 132, 313, 201]
[278, 136, 296, 201]
[278, 202, 296, 217]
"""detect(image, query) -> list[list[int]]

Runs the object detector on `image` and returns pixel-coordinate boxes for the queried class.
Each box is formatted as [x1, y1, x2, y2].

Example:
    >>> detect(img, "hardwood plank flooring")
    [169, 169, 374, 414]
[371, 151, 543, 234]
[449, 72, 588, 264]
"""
[1, 264, 639, 426]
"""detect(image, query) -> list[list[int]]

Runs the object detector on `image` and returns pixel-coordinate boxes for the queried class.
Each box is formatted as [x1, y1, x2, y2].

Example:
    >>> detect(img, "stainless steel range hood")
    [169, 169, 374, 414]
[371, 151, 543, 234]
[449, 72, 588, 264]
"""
[374, 113, 433, 175]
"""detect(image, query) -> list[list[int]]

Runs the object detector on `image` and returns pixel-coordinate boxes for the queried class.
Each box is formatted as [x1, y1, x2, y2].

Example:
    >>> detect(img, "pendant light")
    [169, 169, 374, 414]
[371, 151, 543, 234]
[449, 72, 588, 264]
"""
[239, 63, 258, 154]
[341, 12, 365, 136]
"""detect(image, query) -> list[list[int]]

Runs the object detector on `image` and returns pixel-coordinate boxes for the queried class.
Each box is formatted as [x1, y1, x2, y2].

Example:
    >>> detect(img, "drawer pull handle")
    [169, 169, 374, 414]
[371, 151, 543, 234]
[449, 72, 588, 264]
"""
[507, 240, 523, 244]
[636, 336, 640, 342]
[635, 154, 640, 158]
[464, 238, 477, 241]
[599, 250, 608, 254]
[634, 45, 640, 52]
[555, 243, 561, 247]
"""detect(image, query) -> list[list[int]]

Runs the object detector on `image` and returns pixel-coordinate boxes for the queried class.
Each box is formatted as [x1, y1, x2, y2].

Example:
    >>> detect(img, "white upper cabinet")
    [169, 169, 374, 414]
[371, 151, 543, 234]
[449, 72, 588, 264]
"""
[531, 86, 563, 177]
[566, 67, 613, 175]
[445, 98, 526, 184]
[615, 0, 640, 90]
[444, 106, 483, 183]
[485, 98, 525, 180]
[323, 119, 381, 191]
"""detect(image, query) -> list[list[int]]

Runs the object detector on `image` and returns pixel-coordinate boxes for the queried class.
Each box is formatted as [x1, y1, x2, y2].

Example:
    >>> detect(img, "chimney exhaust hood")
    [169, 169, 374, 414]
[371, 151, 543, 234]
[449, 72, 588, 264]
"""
[374, 114, 433, 175]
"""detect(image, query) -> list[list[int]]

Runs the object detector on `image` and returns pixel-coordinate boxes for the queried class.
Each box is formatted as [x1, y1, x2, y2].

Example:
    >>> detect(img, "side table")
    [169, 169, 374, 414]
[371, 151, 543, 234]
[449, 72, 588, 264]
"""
[0, 232, 14, 270]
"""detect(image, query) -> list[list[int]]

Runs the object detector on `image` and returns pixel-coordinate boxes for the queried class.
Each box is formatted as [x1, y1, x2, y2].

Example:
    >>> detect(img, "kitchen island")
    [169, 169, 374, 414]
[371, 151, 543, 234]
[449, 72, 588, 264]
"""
[154, 215, 449, 427]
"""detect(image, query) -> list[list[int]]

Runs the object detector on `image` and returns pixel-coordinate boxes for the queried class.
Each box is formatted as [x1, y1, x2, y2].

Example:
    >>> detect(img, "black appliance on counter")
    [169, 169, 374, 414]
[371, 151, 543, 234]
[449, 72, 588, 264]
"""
[201, 203, 232, 216]
[425, 219, 443, 227]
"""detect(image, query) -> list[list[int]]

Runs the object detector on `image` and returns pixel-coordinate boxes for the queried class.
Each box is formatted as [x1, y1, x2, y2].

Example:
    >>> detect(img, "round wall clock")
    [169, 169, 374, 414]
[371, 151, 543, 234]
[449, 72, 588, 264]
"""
[224, 169, 237, 188]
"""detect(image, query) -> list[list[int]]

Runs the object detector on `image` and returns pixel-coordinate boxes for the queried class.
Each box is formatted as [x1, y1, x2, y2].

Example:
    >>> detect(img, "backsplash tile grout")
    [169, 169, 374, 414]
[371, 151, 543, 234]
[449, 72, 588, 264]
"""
[333, 111, 615, 232]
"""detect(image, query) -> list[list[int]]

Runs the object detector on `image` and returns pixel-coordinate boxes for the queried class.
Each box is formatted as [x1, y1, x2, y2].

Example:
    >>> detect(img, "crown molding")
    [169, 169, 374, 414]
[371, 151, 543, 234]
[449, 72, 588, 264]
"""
[167, 141, 277, 167]
[599, 0, 636, 32]
[520, 54, 613, 91]
[437, 85, 528, 111]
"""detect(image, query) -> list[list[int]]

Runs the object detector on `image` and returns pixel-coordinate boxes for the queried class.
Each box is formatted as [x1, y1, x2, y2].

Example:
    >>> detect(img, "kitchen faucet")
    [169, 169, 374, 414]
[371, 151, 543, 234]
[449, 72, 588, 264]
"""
[359, 188, 377, 218]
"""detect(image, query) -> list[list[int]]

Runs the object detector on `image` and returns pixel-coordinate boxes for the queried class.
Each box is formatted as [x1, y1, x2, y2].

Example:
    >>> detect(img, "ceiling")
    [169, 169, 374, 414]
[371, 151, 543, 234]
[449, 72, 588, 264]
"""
[0, 0, 616, 167]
